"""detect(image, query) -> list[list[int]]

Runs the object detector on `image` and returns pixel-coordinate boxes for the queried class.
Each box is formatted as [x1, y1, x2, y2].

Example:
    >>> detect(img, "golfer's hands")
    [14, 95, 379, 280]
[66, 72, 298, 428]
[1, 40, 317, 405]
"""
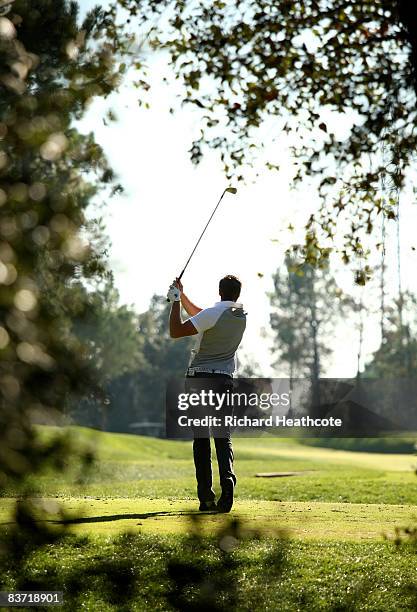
[167, 283, 181, 303]
[174, 278, 183, 292]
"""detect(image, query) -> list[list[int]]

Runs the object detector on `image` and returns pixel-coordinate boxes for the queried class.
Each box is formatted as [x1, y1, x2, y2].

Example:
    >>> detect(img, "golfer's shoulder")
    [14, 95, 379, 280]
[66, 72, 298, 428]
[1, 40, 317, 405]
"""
[189, 303, 224, 331]
[190, 302, 246, 333]
[218, 303, 247, 324]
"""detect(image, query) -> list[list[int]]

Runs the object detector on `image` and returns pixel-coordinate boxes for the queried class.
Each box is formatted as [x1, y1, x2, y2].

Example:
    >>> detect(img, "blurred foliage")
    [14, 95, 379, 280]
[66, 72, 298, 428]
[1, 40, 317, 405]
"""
[3, 508, 415, 610]
[0, 0, 152, 588]
[70, 281, 145, 430]
[269, 254, 351, 381]
[0, 514, 290, 612]
[0, 0, 138, 487]
[1, 0, 416, 606]
[166, 517, 288, 612]
[133, 295, 193, 426]
[71, 292, 192, 433]
[113, 0, 417, 267]
[364, 291, 417, 378]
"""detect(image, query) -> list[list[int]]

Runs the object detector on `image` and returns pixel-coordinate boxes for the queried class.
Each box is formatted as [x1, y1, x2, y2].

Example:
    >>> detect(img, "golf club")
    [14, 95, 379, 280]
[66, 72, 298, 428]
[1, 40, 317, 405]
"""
[167, 186, 237, 301]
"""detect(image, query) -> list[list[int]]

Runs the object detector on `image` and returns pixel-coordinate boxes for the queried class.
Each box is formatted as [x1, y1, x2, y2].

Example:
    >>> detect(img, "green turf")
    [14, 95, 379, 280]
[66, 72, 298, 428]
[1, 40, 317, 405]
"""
[2, 426, 417, 611]
[1, 497, 416, 541]
[9, 426, 417, 505]
[1, 532, 417, 611]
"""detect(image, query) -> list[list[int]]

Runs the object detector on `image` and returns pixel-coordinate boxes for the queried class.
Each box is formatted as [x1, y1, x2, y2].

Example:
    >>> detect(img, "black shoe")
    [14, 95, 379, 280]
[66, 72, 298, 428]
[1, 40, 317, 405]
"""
[199, 500, 217, 512]
[217, 479, 234, 513]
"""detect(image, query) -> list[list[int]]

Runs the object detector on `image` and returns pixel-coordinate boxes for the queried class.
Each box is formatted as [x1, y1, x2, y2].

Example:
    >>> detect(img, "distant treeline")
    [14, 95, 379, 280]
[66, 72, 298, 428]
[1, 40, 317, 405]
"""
[68, 258, 417, 435]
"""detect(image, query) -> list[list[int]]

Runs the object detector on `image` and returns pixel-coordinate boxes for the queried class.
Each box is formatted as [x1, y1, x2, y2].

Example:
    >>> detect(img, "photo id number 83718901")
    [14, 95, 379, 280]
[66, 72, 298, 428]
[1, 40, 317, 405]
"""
[0, 592, 63, 606]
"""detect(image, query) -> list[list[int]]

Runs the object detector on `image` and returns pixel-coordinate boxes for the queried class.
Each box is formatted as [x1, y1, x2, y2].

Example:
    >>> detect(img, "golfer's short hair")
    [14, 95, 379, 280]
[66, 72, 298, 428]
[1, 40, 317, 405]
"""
[219, 275, 241, 301]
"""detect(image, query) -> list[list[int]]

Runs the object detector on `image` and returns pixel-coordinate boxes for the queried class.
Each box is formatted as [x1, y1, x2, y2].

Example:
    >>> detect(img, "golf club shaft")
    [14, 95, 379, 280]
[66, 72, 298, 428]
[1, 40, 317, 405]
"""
[177, 188, 228, 281]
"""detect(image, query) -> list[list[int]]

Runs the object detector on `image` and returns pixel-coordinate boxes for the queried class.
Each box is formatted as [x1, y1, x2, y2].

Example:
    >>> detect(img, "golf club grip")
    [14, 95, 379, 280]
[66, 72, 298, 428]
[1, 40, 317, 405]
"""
[167, 271, 184, 302]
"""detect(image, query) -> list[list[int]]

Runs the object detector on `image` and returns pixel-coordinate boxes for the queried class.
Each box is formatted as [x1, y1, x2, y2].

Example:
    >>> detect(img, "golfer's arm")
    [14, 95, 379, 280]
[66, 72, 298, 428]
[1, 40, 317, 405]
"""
[170, 302, 198, 338]
[180, 293, 202, 317]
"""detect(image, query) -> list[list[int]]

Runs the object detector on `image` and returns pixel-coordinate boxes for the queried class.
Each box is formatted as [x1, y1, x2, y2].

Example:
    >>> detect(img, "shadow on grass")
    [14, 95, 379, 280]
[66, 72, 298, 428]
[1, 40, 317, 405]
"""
[0, 509, 219, 526]
[57, 510, 220, 524]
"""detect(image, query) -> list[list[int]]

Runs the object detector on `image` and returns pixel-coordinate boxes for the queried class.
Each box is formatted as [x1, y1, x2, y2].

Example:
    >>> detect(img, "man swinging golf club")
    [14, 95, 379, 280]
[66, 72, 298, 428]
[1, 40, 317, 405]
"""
[167, 275, 246, 512]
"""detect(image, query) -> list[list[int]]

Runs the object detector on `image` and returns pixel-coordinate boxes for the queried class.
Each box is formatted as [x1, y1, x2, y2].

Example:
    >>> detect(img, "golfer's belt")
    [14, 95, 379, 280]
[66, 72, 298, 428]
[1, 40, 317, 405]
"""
[186, 367, 232, 378]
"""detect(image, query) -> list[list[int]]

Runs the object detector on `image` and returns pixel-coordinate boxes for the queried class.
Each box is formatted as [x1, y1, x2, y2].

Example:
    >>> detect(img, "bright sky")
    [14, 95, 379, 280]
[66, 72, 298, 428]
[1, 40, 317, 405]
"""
[78, 3, 417, 377]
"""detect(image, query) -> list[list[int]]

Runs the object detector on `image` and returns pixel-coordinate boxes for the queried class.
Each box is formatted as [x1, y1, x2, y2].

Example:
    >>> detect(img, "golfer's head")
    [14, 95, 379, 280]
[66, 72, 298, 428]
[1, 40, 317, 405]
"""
[219, 275, 241, 302]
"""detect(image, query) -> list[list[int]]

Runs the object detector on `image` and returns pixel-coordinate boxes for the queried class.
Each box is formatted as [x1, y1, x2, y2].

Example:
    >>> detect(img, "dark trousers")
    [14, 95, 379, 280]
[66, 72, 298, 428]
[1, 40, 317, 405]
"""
[186, 373, 237, 502]
[193, 436, 236, 502]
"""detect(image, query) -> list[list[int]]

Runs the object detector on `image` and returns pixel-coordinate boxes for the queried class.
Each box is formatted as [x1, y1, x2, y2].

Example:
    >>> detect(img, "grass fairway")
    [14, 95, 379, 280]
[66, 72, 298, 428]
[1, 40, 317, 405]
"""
[1, 497, 416, 541]
[1, 426, 417, 610]
[13, 426, 417, 505]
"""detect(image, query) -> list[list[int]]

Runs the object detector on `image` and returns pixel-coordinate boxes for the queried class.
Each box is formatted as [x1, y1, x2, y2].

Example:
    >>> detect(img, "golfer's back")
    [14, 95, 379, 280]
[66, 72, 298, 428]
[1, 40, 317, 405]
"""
[188, 301, 246, 376]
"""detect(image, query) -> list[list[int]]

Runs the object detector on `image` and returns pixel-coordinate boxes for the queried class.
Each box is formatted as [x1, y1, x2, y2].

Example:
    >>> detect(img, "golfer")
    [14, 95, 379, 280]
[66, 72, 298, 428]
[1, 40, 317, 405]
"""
[167, 275, 246, 512]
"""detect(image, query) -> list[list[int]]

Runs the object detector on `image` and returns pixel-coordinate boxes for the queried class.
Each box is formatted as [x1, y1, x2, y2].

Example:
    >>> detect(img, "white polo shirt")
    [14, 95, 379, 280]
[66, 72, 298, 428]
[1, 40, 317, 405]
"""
[188, 301, 247, 375]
